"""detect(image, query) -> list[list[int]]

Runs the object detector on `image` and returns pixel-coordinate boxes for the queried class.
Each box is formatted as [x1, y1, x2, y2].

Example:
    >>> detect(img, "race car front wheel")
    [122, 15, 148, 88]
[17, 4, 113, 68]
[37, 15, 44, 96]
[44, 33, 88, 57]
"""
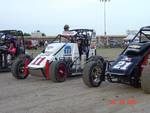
[141, 65, 150, 93]
[50, 61, 68, 82]
[130, 67, 141, 88]
[11, 55, 31, 79]
[82, 61, 104, 87]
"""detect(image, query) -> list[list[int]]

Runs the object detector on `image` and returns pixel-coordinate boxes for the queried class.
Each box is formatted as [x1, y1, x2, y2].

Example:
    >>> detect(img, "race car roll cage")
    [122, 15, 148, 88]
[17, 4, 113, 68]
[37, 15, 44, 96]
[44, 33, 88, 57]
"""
[0, 30, 26, 71]
[51, 29, 96, 42]
[121, 26, 150, 53]
[133, 26, 150, 41]
[50, 29, 96, 58]
[0, 30, 26, 54]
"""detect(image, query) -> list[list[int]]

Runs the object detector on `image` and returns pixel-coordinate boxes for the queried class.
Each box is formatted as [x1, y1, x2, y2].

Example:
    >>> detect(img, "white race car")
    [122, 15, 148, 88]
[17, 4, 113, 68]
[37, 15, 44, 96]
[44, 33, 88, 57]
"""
[11, 29, 97, 82]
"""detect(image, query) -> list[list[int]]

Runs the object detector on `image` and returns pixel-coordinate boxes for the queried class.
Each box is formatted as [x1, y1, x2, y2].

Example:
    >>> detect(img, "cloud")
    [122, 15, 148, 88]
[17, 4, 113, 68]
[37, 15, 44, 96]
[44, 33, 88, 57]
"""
[50, 0, 97, 9]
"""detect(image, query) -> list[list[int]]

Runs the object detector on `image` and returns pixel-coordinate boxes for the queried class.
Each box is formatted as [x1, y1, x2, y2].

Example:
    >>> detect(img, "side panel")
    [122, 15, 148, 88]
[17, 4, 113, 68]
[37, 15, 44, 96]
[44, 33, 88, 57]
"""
[109, 55, 142, 75]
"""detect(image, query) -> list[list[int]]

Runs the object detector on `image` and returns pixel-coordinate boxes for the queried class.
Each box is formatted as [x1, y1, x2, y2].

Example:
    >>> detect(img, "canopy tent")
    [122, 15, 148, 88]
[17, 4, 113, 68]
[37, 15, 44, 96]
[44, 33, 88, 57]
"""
[124, 35, 139, 42]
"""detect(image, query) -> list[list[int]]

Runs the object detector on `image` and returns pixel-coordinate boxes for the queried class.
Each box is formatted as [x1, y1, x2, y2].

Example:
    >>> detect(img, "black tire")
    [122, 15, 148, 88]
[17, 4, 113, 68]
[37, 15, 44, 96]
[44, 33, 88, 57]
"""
[130, 67, 141, 88]
[50, 61, 68, 82]
[141, 65, 150, 93]
[11, 55, 31, 79]
[87, 56, 104, 64]
[82, 61, 104, 87]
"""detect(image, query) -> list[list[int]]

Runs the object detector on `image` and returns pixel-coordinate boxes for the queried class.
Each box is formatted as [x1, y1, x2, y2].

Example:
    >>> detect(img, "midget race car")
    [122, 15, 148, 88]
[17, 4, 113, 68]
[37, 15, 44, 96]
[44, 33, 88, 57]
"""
[0, 30, 28, 72]
[82, 26, 150, 92]
[11, 29, 97, 82]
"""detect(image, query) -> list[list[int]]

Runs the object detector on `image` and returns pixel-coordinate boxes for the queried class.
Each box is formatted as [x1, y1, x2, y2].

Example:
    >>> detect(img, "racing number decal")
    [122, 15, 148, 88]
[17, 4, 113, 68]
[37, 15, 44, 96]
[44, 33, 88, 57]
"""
[120, 62, 131, 70]
[32, 57, 46, 65]
[113, 61, 131, 70]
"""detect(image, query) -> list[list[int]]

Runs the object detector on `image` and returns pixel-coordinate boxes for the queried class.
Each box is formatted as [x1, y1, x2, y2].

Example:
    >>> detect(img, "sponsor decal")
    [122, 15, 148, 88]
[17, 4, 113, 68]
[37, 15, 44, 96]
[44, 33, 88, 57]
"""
[129, 45, 141, 49]
[64, 45, 71, 55]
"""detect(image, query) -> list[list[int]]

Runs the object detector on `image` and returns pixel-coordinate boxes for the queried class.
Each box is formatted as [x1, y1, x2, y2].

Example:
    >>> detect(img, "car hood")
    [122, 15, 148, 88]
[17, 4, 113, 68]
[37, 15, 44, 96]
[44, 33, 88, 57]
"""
[28, 43, 66, 69]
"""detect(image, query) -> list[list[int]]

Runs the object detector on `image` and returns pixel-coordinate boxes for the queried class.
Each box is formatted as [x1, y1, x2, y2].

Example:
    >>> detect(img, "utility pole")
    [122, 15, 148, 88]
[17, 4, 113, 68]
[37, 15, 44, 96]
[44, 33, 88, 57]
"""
[99, 0, 110, 46]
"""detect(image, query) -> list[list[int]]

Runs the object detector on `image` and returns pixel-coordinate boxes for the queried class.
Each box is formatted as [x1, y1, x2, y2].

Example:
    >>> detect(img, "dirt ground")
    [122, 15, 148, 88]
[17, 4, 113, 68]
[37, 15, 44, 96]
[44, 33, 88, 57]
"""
[0, 48, 150, 113]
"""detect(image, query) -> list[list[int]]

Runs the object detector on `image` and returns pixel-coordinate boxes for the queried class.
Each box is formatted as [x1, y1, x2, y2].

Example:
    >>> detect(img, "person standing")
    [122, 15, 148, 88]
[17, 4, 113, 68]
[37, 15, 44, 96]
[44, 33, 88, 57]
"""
[8, 42, 17, 56]
[44, 40, 48, 47]
[61, 25, 74, 42]
[62, 25, 71, 35]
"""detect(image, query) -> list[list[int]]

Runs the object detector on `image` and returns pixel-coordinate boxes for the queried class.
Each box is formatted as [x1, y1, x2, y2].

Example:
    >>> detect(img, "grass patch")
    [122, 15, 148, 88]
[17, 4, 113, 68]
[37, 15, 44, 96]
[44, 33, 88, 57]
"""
[96, 48, 123, 60]
[27, 47, 124, 60]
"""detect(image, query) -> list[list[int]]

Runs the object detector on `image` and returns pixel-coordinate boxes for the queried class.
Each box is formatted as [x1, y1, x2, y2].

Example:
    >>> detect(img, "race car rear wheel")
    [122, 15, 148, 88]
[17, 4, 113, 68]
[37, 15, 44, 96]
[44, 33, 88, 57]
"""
[11, 55, 31, 79]
[50, 61, 68, 82]
[82, 61, 104, 87]
[141, 65, 150, 93]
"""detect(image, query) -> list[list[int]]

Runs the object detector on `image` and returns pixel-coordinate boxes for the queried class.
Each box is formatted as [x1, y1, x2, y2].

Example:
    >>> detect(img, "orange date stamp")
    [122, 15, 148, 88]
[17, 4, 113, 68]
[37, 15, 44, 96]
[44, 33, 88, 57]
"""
[111, 99, 137, 105]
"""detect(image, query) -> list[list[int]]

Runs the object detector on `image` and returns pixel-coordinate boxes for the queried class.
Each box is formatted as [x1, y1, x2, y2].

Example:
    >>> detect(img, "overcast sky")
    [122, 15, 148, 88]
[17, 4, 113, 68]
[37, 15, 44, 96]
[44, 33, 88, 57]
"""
[0, 0, 149, 35]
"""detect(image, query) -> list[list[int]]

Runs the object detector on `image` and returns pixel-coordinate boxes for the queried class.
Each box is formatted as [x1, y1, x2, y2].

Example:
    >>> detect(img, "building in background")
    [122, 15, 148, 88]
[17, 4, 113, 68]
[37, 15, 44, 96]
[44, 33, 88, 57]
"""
[31, 30, 43, 37]
[124, 30, 139, 45]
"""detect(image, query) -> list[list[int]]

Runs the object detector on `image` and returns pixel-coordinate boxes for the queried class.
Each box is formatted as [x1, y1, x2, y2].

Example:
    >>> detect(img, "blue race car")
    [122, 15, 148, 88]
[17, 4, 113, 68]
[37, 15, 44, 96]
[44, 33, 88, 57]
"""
[83, 26, 150, 89]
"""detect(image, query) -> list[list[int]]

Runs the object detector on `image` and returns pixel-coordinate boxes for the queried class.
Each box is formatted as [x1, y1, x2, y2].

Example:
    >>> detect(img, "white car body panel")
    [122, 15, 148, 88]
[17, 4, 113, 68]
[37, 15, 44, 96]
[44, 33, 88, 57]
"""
[28, 42, 81, 69]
